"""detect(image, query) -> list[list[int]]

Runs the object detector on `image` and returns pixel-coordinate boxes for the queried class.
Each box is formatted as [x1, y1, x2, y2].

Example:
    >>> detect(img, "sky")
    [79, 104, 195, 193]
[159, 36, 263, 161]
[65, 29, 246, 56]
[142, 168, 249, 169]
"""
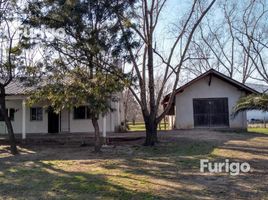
[144, 0, 268, 86]
[8, 0, 267, 88]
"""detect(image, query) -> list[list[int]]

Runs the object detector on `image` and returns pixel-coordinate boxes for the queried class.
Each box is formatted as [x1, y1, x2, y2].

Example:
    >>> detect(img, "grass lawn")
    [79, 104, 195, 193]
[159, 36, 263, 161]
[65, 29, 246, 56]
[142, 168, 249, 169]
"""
[248, 127, 268, 134]
[0, 130, 267, 199]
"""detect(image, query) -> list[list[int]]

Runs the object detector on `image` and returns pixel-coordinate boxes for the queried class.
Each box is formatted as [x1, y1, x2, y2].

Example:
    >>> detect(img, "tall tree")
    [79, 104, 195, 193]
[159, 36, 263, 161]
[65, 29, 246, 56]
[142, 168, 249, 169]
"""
[24, 0, 136, 76]
[0, 0, 23, 155]
[117, 0, 216, 145]
[232, 0, 268, 121]
[24, 0, 135, 151]
[187, 0, 267, 84]
[235, 0, 268, 83]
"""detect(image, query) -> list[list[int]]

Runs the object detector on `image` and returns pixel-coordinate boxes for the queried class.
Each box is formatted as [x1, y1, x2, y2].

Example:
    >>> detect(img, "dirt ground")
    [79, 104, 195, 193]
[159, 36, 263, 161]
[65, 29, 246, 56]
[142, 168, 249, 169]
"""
[0, 130, 267, 200]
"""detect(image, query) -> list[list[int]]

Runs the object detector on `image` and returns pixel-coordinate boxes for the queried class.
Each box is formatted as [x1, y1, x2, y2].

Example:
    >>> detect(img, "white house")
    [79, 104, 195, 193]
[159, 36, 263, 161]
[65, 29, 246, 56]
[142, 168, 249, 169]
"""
[162, 69, 259, 130]
[0, 80, 124, 138]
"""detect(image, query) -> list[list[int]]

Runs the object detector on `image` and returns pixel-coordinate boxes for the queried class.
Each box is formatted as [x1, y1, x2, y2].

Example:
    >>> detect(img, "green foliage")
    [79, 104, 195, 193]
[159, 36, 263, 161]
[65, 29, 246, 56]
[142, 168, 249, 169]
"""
[23, 0, 136, 116]
[27, 68, 125, 118]
[24, 0, 137, 64]
[233, 94, 268, 117]
[23, 0, 136, 122]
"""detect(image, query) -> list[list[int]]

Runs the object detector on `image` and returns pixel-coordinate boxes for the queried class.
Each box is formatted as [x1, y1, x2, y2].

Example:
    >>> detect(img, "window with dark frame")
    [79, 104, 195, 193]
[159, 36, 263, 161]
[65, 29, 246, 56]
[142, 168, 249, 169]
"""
[73, 106, 91, 119]
[30, 107, 43, 121]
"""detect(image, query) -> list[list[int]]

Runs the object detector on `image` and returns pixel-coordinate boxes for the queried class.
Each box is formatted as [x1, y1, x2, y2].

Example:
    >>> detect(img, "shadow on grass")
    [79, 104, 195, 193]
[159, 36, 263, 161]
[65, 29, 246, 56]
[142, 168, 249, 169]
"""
[0, 138, 217, 199]
[0, 131, 267, 199]
[0, 160, 160, 200]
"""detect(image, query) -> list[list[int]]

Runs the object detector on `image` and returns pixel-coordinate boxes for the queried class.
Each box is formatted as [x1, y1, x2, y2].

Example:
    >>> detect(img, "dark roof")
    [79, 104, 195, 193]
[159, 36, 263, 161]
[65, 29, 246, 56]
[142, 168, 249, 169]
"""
[162, 69, 260, 104]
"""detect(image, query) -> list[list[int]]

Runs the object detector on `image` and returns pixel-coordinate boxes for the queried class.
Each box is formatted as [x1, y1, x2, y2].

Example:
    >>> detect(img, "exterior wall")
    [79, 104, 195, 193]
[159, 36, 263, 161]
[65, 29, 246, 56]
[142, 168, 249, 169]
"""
[69, 111, 115, 133]
[0, 99, 23, 134]
[0, 99, 48, 134]
[69, 101, 120, 133]
[25, 103, 48, 134]
[60, 109, 70, 132]
[175, 75, 247, 129]
[0, 97, 122, 134]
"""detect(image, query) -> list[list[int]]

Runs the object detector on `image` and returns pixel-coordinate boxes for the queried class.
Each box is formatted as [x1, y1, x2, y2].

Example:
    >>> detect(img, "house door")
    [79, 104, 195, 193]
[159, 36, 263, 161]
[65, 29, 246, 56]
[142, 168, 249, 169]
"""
[193, 98, 229, 127]
[48, 108, 59, 133]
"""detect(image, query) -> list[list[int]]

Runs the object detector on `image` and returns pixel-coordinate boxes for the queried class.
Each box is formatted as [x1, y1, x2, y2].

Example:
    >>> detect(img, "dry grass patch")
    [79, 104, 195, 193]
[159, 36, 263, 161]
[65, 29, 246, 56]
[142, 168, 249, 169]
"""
[0, 130, 268, 199]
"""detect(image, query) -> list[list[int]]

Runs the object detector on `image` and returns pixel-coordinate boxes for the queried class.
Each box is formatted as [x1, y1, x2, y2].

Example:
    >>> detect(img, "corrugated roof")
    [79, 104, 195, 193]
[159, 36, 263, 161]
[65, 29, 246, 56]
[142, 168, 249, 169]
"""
[4, 76, 76, 95]
[4, 79, 35, 95]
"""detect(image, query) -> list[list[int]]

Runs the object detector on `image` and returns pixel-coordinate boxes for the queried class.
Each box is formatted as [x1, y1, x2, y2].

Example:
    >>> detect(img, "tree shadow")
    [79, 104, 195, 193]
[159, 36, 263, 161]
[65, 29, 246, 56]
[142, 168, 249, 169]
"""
[0, 160, 161, 200]
[0, 130, 267, 199]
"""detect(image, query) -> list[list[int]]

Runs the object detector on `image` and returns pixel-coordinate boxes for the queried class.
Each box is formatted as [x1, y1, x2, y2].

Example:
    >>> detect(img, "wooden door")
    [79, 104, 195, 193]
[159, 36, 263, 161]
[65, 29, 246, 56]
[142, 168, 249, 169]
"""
[48, 108, 59, 134]
[193, 98, 229, 127]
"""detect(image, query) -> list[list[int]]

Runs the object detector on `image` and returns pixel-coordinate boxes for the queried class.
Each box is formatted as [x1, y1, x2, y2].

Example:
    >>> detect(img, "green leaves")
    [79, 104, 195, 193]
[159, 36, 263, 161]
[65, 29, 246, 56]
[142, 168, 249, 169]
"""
[232, 94, 268, 117]
[24, 0, 136, 120]
[28, 68, 125, 119]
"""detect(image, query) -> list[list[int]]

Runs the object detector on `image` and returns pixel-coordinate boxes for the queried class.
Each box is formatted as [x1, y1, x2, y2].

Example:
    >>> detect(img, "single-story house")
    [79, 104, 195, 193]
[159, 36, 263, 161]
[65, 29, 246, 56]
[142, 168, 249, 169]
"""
[0, 80, 124, 138]
[162, 69, 259, 130]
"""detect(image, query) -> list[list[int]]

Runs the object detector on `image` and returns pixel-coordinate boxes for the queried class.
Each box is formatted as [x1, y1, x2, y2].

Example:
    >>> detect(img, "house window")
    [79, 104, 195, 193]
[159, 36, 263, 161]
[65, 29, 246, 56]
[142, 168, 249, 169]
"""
[0, 108, 15, 121]
[30, 107, 43, 121]
[74, 106, 91, 119]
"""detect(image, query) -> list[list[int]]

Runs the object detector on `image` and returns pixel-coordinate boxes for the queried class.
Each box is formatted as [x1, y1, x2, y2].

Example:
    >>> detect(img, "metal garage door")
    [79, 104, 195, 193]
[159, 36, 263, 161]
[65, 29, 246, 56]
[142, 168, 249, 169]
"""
[193, 98, 229, 127]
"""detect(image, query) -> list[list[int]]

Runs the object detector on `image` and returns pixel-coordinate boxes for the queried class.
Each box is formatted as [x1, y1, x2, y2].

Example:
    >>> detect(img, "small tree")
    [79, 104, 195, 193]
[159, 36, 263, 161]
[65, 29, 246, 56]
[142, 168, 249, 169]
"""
[28, 68, 125, 152]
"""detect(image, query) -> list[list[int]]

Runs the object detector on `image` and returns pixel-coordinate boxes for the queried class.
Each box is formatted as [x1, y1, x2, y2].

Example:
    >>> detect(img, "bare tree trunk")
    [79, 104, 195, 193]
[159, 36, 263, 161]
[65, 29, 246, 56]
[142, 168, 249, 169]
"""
[92, 117, 101, 152]
[144, 115, 158, 146]
[118, 0, 216, 147]
[0, 86, 18, 155]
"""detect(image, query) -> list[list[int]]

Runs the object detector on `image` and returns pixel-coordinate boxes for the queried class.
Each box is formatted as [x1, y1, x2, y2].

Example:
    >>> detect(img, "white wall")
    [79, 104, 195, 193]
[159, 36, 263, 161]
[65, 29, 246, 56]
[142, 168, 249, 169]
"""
[1, 97, 121, 134]
[69, 110, 116, 133]
[0, 99, 23, 134]
[68, 101, 122, 133]
[1, 99, 48, 134]
[60, 109, 69, 132]
[175, 75, 247, 129]
[25, 104, 48, 134]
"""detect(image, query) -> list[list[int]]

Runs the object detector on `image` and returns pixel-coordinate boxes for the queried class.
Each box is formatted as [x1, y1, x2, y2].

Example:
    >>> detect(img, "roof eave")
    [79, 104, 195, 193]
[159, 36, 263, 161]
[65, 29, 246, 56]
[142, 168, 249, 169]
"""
[162, 69, 260, 104]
